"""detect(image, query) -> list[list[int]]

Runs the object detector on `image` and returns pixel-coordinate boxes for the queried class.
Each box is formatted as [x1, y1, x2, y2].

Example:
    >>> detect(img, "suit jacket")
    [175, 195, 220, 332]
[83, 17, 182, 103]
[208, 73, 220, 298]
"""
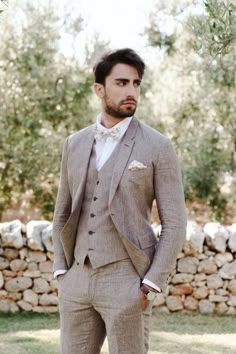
[52, 117, 187, 291]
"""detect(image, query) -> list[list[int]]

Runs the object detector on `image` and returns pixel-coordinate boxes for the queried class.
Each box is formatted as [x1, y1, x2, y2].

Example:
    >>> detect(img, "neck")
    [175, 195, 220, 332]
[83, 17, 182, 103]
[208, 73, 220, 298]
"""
[100, 111, 125, 128]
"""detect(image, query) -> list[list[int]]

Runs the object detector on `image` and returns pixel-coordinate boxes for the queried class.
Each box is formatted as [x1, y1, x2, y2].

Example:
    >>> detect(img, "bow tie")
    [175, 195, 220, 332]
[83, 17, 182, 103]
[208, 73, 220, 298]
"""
[94, 126, 121, 141]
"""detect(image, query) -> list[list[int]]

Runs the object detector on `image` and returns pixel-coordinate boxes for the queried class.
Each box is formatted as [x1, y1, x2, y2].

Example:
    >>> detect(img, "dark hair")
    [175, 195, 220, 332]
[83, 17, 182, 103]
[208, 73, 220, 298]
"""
[93, 48, 146, 85]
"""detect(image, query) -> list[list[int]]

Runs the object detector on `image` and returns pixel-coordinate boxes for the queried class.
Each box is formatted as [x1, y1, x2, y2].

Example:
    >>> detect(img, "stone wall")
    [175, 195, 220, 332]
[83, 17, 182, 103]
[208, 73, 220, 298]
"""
[0, 219, 236, 314]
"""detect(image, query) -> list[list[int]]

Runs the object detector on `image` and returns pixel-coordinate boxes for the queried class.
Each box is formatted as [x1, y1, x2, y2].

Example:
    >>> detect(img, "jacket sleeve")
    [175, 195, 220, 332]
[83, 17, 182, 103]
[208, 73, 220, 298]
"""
[52, 137, 72, 271]
[144, 139, 187, 291]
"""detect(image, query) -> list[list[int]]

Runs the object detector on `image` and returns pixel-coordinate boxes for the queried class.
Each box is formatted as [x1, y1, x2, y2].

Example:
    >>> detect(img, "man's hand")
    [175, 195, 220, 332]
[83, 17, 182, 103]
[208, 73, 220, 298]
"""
[140, 284, 157, 311]
[139, 288, 149, 311]
[57, 273, 66, 281]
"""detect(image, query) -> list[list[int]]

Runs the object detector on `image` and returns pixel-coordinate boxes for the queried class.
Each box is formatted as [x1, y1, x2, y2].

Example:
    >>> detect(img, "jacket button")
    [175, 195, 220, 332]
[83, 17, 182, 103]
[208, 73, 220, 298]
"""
[88, 230, 95, 235]
[90, 213, 96, 218]
[93, 197, 98, 201]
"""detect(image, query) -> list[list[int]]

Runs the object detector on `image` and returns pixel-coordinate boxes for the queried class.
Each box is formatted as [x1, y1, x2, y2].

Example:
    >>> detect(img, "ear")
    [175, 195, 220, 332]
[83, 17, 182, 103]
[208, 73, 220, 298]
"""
[93, 83, 104, 98]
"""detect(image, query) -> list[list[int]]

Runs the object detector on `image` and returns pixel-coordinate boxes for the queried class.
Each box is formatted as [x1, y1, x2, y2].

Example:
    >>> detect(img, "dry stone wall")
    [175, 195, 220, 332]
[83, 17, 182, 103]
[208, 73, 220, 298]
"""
[0, 219, 236, 315]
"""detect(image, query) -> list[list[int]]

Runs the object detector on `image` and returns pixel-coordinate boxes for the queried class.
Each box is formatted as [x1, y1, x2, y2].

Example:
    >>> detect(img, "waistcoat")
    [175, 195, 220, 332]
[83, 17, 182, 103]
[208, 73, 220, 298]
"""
[74, 142, 129, 268]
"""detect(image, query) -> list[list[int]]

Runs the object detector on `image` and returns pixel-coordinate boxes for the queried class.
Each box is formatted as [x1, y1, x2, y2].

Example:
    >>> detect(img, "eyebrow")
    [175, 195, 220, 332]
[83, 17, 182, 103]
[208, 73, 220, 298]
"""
[114, 78, 142, 84]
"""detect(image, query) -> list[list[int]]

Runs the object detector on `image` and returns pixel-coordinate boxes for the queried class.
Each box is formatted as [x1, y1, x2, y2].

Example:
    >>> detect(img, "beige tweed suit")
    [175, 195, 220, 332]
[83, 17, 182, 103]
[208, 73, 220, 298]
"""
[53, 117, 187, 353]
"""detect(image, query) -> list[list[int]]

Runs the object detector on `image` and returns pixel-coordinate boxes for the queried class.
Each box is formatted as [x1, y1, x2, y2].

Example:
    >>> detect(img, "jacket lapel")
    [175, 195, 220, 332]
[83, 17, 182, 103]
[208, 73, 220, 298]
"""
[72, 125, 95, 212]
[109, 118, 139, 205]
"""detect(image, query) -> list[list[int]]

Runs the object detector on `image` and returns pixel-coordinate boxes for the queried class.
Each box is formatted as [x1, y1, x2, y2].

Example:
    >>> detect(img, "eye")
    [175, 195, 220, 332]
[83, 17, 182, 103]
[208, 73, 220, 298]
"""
[117, 81, 126, 86]
[134, 81, 141, 87]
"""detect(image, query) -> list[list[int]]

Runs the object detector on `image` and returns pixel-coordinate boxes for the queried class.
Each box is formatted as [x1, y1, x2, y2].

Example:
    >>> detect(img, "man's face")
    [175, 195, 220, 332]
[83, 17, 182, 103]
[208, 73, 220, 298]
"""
[102, 63, 141, 119]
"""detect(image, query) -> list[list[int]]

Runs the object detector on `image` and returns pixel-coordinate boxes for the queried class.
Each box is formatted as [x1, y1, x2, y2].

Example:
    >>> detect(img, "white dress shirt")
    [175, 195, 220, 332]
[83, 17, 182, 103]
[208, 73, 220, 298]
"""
[55, 114, 160, 292]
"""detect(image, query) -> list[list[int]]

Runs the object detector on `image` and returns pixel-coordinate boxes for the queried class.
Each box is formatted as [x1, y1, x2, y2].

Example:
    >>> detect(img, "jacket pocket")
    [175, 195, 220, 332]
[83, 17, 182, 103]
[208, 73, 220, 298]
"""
[137, 231, 157, 250]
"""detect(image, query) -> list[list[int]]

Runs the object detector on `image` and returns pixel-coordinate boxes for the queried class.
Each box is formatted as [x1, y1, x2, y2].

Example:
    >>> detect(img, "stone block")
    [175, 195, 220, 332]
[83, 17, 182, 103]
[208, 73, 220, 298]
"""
[226, 307, 236, 315]
[3, 248, 19, 261]
[17, 300, 33, 311]
[0, 299, 19, 313]
[39, 261, 53, 273]
[28, 262, 38, 271]
[215, 253, 233, 268]
[171, 273, 194, 284]
[215, 302, 228, 315]
[219, 260, 236, 279]
[184, 296, 198, 311]
[33, 278, 50, 294]
[193, 286, 208, 299]
[209, 295, 228, 302]
[228, 224, 236, 252]
[0, 257, 9, 270]
[185, 221, 206, 254]
[23, 289, 38, 306]
[42, 224, 53, 252]
[28, 251, 47, 263]
[10, 259, 27, 272]
[0, 290, 7, 299]
[198, 259, 217, 274]
[228, 233, 236, 252]
[199, 300, 215, 314]
[170, 284, 193, 296]
[19, 248, 28, 260]
[41, 273, 53, 281]
[177, 257, 199, 274]
[204, 223, 229, 252]
[7, 292, 22, 301]
[216, 289, 229, 296]
[166, 295, 183, 312]
[191, 281, 206, 287]
[0, 220, 24, 249]
[227, 279, 236, 294]
[155, 306, 170, 314]
[39, 293, 58, 306]
[23, 270, 41, 278]
[207, 275, 223, 289]
[50, 279, 58, 292]
[194, 273, 206, 282]
[153, 293, 166, 307]
[3, 270, 17, 278]
[227, 296, 236, 307]
[5, 277, 32, 292]
[26, 220, 50, 251]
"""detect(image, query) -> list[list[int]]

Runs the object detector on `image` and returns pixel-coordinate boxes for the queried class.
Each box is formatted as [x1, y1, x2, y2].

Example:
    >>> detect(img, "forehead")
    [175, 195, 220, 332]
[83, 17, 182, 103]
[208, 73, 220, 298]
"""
[108, 63, 139, 80]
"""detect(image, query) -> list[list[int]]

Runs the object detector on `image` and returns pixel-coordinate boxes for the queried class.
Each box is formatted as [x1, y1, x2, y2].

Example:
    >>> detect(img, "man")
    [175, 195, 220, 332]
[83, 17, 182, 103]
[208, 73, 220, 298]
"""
[53, 48, 187, 354]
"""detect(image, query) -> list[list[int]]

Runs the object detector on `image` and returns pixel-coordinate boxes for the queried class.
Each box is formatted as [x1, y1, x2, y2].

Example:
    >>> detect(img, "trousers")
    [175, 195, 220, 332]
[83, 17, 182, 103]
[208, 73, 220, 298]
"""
[58, 258, 153, 354]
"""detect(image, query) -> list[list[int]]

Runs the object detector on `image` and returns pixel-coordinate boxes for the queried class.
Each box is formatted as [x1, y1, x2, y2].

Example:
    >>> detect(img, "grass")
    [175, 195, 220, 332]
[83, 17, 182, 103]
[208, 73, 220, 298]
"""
[0, 311, 236, 353]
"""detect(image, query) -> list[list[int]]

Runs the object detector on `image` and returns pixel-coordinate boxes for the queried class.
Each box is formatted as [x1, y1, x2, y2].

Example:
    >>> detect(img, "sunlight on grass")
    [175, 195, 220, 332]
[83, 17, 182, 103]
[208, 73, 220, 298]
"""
[0, 313, 236, 354]
[152, 331, 236, 347]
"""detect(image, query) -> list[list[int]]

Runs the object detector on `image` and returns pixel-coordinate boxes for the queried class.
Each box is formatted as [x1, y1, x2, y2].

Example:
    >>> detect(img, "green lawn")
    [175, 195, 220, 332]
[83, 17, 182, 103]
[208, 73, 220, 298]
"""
[0, 310, 236, 353]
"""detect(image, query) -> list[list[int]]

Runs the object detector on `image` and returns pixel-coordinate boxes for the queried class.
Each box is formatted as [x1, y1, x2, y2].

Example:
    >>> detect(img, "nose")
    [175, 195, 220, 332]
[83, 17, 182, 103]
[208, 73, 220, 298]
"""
[126, 84, 138, 99]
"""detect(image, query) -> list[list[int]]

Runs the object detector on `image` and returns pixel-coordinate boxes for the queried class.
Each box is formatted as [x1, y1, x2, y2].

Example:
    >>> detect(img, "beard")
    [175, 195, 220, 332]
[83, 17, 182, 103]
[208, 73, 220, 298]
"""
[104, 93, 137, 119]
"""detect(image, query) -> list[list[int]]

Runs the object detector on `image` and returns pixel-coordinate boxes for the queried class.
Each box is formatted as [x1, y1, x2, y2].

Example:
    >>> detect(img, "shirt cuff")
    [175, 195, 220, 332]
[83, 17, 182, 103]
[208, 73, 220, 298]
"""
[54, 269, 67, 279]
[142, 278, 161, 292]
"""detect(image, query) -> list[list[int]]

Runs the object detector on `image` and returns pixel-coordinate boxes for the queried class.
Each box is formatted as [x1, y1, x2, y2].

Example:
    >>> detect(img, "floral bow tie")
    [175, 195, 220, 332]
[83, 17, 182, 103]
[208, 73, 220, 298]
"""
[94, 126, 121, 141]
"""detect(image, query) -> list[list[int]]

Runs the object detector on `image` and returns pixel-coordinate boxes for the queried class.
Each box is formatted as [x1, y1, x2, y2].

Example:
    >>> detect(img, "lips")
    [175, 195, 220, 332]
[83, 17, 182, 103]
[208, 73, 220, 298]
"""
[122, 101, 136, 106]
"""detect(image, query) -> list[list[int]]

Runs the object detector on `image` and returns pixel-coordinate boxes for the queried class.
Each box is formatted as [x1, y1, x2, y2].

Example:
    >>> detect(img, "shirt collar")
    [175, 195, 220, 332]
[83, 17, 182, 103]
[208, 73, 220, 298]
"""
[96, 113, 133, 139]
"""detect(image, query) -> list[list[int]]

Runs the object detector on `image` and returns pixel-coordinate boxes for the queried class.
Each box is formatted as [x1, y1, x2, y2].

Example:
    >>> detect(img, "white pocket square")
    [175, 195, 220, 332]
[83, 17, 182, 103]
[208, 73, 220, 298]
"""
[128, 160, 147, 170]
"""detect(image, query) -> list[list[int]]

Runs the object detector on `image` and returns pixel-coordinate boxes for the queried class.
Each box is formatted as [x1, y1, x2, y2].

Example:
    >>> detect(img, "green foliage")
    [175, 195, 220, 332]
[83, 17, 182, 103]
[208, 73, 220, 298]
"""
[189, 0, 236, 57]
[145, 0, 236, 220]
[145, 18, 176, 55]
[0, 1, 107, 220]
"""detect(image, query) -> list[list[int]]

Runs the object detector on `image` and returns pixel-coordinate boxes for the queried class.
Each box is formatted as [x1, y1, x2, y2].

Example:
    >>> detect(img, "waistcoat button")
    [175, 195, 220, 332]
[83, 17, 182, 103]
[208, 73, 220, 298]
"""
[90, 213, 96, 218]
[93, 197, 98, 201]
[88, 230, 95, 235]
